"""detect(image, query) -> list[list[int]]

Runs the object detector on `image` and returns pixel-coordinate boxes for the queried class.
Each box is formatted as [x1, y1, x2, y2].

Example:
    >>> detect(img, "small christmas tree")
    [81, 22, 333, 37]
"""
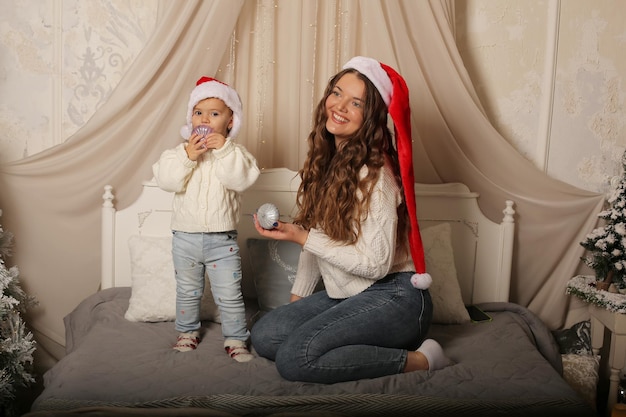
[580, 151, 626, 289]
[0, 209, 37, 416]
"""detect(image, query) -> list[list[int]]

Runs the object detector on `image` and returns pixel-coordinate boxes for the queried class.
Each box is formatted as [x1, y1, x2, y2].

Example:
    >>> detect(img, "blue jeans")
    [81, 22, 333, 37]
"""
[172, 231, 249, 341]
[251, 272, 432, 383]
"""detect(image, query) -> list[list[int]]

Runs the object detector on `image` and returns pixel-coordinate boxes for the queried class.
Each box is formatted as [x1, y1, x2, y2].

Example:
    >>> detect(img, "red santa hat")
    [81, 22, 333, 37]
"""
[342, 56, 432, 290]
[180, 76, 243, 139]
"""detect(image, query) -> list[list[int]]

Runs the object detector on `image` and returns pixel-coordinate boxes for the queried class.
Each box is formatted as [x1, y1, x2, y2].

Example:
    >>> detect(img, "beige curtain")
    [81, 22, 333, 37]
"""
[0, 0, 604, 370]
[0, 0, 245, 365]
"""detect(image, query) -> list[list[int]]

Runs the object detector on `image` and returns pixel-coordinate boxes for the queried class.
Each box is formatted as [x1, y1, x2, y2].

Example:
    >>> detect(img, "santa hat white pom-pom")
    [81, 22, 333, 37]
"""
[410, 273, 432, 289]
[180, 124, 192, 139]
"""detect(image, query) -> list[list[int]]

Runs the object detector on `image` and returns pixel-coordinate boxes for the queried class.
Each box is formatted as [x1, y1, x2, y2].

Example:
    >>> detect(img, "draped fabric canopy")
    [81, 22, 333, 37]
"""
[0, 0, 603, 366]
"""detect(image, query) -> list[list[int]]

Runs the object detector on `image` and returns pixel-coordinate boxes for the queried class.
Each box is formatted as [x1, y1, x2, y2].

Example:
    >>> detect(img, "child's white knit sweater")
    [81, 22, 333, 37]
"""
[152, 139, 260, 233]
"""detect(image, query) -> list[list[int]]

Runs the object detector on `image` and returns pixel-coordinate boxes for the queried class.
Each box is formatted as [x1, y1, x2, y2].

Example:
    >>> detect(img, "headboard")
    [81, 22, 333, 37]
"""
[102, 168, 515, 305]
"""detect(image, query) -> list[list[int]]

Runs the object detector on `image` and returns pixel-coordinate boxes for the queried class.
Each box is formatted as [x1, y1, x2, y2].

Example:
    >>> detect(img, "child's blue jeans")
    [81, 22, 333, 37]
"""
[171, 230, 249, 341]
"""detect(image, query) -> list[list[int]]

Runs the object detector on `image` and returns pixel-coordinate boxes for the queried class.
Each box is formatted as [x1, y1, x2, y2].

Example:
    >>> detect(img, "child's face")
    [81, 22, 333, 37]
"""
[191, 98, 234, 137]
[324, 72, 365, 145]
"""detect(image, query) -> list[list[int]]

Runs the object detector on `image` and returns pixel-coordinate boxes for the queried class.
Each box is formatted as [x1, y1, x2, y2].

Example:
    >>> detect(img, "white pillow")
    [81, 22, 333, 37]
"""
[421, 222, 471, 324]
[125, 235, 220, 323]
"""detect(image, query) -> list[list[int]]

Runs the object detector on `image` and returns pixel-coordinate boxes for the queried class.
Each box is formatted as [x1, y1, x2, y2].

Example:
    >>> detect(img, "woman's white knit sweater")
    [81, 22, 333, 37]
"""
[291, 165, 415, 299]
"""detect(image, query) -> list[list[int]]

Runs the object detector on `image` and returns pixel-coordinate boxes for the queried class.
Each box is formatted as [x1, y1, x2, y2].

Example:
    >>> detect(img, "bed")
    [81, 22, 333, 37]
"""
[27, 168, 595, 417]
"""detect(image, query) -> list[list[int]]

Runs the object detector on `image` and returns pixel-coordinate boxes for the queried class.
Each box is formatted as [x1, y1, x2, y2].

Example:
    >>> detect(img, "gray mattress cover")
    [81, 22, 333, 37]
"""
[28, 288, 595, 417]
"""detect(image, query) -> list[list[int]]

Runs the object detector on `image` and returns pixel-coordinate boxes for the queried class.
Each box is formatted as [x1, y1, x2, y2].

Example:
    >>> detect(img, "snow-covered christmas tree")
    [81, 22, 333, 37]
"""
[0, 209, 37, 416]
[580, 151, 626, 289]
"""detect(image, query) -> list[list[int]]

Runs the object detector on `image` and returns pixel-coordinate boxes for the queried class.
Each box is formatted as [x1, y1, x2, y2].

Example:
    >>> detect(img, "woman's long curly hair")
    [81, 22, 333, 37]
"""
[294, 68, 410, 251]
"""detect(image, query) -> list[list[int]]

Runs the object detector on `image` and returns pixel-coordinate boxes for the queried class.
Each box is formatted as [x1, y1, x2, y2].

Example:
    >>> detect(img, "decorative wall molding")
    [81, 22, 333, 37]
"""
[2, 1, 626, 194]
[0, 0, 157, 163]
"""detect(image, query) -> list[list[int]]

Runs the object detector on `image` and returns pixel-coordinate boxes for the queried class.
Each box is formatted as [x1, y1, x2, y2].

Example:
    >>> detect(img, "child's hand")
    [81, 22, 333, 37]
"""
[203, 132, 227, 150]
[185, 133, 209, 161]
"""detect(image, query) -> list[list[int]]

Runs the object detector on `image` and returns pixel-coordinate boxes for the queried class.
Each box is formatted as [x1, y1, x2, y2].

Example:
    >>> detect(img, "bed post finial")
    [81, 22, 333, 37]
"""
[101, 185, 116, 289]
[498, 200, 515, 301]
[503, 200, 515, 223]
[103, 185, 114, 208]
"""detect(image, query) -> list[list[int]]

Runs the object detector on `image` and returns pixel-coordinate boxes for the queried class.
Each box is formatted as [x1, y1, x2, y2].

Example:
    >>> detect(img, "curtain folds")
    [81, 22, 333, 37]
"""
[355, 0, 603, 329]
[0, 0, 603, 368]
[0, 0, 244, 361]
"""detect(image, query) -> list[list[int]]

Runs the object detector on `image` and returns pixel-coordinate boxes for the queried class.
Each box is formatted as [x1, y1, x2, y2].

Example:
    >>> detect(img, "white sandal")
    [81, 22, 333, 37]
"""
[173, 331, 200, 352]
[224, 339, 254, 362]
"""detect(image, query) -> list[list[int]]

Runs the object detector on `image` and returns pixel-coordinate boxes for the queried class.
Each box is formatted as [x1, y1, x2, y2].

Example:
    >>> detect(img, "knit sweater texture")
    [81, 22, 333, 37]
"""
[291, 165, 415, 299]
[152, 139, 260, 232]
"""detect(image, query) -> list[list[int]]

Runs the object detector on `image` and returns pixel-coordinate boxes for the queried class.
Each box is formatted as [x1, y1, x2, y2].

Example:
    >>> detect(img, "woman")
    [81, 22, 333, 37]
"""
[250, 56, 449, 383]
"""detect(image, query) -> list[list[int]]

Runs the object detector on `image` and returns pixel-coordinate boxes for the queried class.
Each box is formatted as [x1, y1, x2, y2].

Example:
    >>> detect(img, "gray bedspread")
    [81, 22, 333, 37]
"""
[27, 288, 595, 417]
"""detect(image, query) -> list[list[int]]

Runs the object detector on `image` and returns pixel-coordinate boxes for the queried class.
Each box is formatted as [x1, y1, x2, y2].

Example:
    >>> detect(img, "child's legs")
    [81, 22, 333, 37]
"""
[251, 291, 340, 360]
[203, 231, 249, 341]
[172, 231, 205, 333]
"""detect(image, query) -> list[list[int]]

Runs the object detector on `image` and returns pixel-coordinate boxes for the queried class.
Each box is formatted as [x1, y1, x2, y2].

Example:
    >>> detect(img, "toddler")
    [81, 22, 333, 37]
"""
[153, 77, 260, 362]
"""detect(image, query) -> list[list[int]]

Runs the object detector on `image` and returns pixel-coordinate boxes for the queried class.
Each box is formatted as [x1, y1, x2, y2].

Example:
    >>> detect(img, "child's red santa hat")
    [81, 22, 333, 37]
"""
[342, 56, 432, 290]
[180, 76, 243, 140]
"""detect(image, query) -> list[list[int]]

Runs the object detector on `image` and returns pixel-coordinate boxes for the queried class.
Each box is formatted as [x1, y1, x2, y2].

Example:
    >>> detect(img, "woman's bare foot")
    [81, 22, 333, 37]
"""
[403, 350, 429, 372]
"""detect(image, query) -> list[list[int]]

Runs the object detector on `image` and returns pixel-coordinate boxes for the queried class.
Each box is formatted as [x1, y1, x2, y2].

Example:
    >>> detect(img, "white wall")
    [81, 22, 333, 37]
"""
[2, 0, 625, 188]
[4, 1, 624, 194]
[0, 0, 156, 161]
[456, 0, 626, 192]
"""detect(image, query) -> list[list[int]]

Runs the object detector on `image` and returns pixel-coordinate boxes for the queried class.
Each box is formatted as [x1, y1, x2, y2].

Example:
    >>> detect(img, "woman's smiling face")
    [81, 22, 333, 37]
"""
[325, 72, 366, 145]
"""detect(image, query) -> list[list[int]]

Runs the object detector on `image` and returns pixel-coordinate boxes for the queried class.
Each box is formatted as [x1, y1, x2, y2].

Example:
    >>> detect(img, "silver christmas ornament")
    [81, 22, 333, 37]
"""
[257, 203, 280, 229]
[192, 125, 213, 137]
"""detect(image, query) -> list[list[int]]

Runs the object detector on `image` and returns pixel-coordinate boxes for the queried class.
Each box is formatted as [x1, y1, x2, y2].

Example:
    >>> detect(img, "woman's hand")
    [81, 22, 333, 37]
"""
[253, 215, 309, 304]
[289, 294, 303, 303]
[253, 214, 309, 246]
